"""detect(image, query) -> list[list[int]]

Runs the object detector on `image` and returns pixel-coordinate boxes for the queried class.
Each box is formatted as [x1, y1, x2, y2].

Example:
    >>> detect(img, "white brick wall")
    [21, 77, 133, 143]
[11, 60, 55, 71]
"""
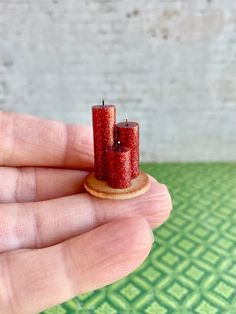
[0, 0, 235, 161]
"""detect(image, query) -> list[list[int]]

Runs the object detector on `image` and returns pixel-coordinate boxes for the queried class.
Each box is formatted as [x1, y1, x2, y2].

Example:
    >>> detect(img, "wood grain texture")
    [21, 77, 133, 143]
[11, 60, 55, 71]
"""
[0, 0, 235, 161]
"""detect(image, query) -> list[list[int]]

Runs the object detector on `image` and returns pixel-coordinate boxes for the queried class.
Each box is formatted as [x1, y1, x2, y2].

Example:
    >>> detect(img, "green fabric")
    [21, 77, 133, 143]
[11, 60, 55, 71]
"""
[42, 163, 236, 314]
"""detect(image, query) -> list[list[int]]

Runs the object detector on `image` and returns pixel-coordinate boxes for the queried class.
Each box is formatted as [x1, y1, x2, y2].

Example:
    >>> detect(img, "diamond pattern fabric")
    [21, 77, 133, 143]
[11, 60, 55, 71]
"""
[42, 163, 236, 314]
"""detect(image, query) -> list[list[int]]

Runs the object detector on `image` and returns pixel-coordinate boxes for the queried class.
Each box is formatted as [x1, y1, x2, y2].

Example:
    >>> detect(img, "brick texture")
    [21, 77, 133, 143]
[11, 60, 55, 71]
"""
[0, 0, 235, 161]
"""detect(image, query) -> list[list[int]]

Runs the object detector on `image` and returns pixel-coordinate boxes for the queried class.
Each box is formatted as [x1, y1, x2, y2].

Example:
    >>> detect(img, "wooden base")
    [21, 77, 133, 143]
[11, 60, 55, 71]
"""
[84, 171, 150, 200]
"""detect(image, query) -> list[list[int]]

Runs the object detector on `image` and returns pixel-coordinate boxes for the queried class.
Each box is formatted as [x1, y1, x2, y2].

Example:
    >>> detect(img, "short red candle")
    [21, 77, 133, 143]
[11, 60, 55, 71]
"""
[92, 103, 116, 180]
[106, 146, 131, 188]
[116, 120, 139, 178]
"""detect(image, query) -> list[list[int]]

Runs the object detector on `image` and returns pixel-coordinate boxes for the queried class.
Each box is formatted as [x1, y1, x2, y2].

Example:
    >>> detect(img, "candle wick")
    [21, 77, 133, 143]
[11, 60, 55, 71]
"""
[102, 99, 105, 106]
[116, 140, 121, 151]
[126, 117, 129, 127]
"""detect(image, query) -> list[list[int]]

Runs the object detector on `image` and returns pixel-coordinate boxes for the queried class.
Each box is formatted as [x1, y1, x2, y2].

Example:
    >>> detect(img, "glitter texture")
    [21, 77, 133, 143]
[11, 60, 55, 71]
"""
[106, 147, 131, 188]
[116, 121, 139, 178]
[92, 105, 116, 180]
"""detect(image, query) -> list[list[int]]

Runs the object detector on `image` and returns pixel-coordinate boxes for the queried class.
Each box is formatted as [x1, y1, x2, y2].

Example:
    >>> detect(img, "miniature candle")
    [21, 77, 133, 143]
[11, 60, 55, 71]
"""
[116, 119, 139, 178]
[92, 101, 116, 180]
[106, 142, 131, 189]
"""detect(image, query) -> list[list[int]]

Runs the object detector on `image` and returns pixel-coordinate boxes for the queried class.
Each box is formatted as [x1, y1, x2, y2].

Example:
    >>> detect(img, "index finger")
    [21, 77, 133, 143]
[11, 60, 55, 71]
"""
[0, 111, 94, 169]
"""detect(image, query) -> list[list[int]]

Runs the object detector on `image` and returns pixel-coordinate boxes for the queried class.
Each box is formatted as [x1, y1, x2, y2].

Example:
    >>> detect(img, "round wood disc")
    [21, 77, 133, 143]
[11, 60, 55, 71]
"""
[84, 171, 150, 200]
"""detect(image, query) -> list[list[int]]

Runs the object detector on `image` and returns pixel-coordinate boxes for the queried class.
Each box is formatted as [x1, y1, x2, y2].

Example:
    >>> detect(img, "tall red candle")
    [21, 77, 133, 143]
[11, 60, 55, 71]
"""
[106, 145, 131, 189]
[92, 102, 116, 180]
[117, 119, 139, 178]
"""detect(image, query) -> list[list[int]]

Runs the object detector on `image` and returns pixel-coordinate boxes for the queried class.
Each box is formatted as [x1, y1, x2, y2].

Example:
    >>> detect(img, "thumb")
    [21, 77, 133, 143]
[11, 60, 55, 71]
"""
[1, 218, 153, 314]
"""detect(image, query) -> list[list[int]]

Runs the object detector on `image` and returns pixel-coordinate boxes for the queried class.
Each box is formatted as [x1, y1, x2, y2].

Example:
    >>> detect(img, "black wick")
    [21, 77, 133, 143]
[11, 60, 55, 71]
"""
[126, 117, 129, 127]
[102, 99, 105, 106]
[115, 140, 121, 150]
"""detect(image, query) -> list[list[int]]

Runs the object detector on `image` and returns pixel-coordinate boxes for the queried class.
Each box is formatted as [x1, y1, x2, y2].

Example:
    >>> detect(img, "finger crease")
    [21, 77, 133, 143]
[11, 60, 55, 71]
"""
[32, 211, 43, 248]
[1, 254, 18, 313]
[15, 168, 22, 203]
[90, 198, 106, 227]
[33, 168, 38, 202]
[0, 112, 16, 166]
[60, 241, 78, 296]
[63, 124, 70, 167]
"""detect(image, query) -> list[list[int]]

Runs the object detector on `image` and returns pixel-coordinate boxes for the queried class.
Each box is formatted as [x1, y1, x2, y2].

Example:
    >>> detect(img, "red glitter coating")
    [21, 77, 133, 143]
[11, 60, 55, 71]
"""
[106, 146, 131, 188]
[116, 121, 139, 178]
[92, 105, 116, 180]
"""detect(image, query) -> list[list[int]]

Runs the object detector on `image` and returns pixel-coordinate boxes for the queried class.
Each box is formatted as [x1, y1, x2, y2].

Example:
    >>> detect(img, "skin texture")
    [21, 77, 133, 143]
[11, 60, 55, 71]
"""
[0, 112, 172, 314]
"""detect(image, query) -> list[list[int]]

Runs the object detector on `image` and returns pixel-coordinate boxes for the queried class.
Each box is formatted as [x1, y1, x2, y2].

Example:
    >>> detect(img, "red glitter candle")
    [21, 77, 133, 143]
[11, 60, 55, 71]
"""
[106, 144, 131, 189]
[92, 101, 116, 180]
[116, 119, 139, 178]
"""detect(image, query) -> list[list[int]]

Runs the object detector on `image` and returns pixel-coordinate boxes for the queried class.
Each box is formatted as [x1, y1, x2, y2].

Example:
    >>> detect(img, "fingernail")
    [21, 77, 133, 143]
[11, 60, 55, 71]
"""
[151, 231, 155, 243]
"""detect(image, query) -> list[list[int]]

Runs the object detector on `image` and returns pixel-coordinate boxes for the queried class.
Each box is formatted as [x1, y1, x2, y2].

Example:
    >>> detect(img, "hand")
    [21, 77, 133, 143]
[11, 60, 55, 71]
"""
[0, 112, 172, 314]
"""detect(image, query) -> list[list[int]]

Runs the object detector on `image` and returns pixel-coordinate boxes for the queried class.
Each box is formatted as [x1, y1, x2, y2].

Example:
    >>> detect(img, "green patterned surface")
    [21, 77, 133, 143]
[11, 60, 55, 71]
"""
[43, 163, 236, 314]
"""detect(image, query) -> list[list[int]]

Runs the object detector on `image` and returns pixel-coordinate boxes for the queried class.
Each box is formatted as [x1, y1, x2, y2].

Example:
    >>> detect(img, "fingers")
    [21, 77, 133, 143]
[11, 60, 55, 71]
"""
[1, 218, 153, 314]
[0, 177, 172, 252]
[0, 111, 93, 169]
[0, 167, 89, 203]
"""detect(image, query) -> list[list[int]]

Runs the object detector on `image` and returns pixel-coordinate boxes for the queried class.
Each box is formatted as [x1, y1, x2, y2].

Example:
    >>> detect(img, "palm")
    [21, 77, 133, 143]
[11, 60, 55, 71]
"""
[0, 112, 172, 314]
